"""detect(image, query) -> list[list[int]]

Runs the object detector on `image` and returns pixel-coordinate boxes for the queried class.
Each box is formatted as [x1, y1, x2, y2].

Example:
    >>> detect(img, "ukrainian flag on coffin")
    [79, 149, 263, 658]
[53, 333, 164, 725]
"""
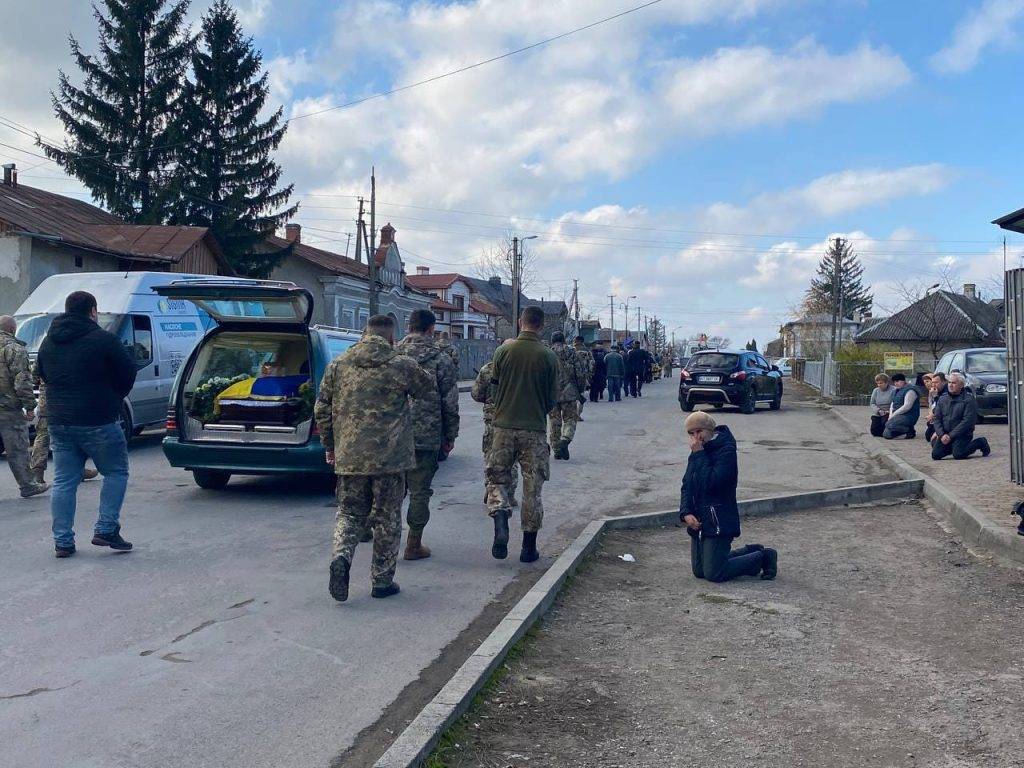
[214, 377, 257, 415]
[214, 375, 311, 415]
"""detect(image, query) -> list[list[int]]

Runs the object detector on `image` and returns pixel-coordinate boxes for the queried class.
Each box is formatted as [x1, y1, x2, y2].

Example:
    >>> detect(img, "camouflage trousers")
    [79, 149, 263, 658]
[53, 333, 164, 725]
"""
[30, 403, 48, 473]
[0, 412, 35, 492]
[406, 449, 439, 533]
[548, 401, 579, 447]
[333, 473, 405, 586]
[482, 421, 518, 501]
[484, 427, 549, 532]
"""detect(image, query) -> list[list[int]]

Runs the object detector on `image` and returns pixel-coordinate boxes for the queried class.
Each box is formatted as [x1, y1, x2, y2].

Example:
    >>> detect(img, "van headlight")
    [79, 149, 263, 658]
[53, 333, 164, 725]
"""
[984, 383, 1007, 394]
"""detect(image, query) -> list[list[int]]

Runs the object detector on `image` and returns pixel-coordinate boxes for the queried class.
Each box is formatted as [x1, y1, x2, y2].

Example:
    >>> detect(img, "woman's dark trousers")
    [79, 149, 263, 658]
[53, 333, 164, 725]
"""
[690, 535, 763, 583]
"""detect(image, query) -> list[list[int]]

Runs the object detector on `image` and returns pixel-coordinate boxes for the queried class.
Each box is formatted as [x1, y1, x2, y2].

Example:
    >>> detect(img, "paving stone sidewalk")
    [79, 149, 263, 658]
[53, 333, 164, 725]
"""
[832, 405, 1022, 536]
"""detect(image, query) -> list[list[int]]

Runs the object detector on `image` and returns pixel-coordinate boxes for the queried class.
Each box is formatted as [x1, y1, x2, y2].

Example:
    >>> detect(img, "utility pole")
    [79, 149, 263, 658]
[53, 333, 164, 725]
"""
[608, 294, 615, 346]
[354, 198, 364, 265]
[571, 279, 580, 335]
[344, 232, 352, 260]
[637, 306, 641, 340]
[829, 236, 843, 358]
[368, 168, 379, 315]
[511, 237, 521, 334]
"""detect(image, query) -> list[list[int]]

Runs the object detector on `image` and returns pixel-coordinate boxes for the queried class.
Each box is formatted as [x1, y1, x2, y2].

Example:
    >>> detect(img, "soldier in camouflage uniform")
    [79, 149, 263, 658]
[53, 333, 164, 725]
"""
[29, 362, 99, 484]
[315, 314, 433, 602]
[484, 307, 558, 563]
[471, 352, 518, 507]
[0, 316, 48, 498]
[572, 335, 594, 421]
[396, 310, 459, 560]
[548, 331, 589, 461]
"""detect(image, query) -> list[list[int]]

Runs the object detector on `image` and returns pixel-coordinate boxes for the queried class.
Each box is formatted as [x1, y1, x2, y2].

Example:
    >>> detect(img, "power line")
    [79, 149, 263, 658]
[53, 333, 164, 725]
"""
[286, 0, 664, 122]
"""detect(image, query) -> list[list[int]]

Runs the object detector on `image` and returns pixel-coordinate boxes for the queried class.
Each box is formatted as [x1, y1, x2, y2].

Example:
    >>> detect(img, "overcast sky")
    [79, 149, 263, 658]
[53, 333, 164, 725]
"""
[2, 0, 1022, 346]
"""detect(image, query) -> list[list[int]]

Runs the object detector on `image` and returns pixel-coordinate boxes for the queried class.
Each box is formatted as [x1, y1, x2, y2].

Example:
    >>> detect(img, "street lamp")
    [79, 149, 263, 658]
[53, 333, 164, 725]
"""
[512, 235, 538, 333]
[621, 295, 637, 343]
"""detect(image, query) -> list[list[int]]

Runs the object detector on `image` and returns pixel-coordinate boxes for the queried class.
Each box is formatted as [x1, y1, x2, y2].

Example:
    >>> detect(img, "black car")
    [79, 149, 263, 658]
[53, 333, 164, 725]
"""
[933, 347, 1007, 420]
[679, 350, 783, 414]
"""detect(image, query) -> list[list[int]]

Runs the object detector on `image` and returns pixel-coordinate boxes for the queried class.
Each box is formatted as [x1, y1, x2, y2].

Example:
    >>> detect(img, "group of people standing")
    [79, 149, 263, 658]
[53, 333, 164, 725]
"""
[588, 340, 656, 402]
[869, 370, 991, 460]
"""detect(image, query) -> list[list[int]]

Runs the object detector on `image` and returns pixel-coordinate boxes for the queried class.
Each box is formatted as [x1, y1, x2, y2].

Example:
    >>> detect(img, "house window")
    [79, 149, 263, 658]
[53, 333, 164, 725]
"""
[436, 311, 444, 321]
[453, 295, 465, 311]
[342, 309, 355, 329]
[74, 255, 84, 268]
[357, 310, 369, 330]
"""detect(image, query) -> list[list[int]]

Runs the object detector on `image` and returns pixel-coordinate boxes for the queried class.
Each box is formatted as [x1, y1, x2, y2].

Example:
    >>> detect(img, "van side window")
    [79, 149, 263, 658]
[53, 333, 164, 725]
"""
[131, 315, 153, 367]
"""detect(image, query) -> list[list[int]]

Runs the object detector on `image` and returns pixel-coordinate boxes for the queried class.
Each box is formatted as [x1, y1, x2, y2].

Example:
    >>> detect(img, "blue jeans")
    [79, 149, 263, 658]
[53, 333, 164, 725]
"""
[607, 376, 622, 401]
[50, 423, 129, 548]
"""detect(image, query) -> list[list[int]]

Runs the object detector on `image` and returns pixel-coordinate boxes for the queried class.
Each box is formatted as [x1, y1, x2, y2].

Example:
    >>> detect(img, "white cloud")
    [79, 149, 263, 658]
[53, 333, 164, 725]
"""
[930, 0, 1024, 74]
[663, 40, 911, 133]
[235, 0, 273, 33]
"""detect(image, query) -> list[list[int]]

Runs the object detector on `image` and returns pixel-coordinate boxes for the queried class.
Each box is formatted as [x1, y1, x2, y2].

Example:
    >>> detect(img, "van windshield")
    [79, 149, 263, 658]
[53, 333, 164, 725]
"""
[966, 350, 1007, 374]
[15, 313, 122, 353]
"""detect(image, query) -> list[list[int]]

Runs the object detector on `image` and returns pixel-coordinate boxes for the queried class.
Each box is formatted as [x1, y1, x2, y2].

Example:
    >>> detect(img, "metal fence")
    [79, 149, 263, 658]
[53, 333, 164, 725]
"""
[1006, 268, 1024, 485]
[451, 338, 499, 380]
[802, 358, 838, 397]
[803, 356, 939, 402]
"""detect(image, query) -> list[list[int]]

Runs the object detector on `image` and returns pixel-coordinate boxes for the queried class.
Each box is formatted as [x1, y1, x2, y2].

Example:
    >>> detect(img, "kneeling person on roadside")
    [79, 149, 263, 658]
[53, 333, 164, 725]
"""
[680, 412, 777, 583]
[930, 371, 990, 461]
[397, 309, 460, 560]
[316, 314, 434, 602]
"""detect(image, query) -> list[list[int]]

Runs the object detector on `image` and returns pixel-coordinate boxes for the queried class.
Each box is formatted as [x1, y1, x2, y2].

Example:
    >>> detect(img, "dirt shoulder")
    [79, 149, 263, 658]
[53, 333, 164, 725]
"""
[432, 503, 1024, 768]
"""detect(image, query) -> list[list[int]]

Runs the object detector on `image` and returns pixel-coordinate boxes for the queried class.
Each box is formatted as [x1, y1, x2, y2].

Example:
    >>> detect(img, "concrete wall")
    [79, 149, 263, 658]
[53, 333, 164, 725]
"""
[269, 257, 332, 327]
[1, 234, 120, 313]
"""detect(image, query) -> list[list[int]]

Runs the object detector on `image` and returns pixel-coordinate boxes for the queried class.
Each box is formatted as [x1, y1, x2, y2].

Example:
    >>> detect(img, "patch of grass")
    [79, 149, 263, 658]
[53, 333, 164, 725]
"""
[423, 625, 542, 768]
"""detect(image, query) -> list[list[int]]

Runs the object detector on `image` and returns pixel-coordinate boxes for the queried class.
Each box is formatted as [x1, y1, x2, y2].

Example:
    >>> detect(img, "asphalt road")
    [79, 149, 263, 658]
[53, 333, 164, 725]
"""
[0, 379, 890, 768]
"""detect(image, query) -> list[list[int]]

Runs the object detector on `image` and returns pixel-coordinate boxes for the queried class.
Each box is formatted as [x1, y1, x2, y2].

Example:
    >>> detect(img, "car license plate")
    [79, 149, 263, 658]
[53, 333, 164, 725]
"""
[698, 375, 718, 383]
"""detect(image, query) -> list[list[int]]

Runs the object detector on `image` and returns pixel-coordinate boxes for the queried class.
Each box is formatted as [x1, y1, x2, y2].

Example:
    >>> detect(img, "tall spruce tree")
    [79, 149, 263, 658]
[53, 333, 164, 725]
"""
[45, 0, 192, 223]
[173, 0, 296, 277]
[803, 237, 872, 318]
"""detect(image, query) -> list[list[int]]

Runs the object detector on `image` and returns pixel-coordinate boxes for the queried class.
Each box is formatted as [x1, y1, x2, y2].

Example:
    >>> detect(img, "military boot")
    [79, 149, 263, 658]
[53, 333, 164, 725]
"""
[520, 531, 539, 563]
[20, 482, 49, 499]
[558, 440, 570, 460]
[329, 556, 351, 602]
[491, 510, 510, 559]
[371, 581, 401, 599]
[403, 530, 432, 560]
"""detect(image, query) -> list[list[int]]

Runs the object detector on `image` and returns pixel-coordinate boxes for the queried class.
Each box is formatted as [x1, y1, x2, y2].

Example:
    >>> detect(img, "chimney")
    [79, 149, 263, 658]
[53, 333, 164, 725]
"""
[488, 276, 502, 286]
[2, 163, 16, 188]
[416, 266, 430, 275]
[963, 283, 977, 300]
[285, 223, 301, 244]
[380, 222, 396, 245]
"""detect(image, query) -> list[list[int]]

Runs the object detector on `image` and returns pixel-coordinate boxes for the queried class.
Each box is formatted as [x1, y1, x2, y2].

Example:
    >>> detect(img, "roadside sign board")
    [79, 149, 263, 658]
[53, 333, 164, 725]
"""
[883, 352, 914, 371]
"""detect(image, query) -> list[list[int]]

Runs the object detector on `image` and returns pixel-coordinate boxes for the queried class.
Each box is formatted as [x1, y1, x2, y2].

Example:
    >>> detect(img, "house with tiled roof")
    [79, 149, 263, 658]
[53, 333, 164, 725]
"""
[0, 164, 231, 310]
[406, 268, 501, 340]
[266, 223, 431, 332]
[854, 284, 1004, 360]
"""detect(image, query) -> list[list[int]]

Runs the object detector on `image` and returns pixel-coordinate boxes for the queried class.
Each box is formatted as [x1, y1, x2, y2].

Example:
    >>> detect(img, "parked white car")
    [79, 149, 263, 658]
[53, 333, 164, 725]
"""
[772, 357, 793, 376]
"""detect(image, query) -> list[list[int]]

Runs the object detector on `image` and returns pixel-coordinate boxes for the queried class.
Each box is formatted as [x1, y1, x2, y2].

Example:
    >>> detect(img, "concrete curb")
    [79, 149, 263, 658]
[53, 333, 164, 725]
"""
[827, 406, 1024, 567]
[372, 481, 922, 768]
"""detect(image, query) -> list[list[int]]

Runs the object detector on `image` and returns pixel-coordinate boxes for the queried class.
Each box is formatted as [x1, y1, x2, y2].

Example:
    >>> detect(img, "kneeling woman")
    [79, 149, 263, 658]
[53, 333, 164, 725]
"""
[680, 412, 777, 582]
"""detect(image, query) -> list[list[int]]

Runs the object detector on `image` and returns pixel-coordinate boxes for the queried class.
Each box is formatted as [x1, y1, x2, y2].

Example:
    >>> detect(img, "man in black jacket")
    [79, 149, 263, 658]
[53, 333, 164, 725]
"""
[625, 341, 652, 398]
[680, 411, 777, 582]
[37, 291, 137, 558]
[930, 372, 990, 461]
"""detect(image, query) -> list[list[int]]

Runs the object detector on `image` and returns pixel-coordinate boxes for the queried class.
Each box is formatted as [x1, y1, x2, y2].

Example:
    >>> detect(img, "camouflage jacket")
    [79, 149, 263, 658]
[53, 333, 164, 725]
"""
[314, 335, 434, 475]
[396, 333, 460, 451]
[0, 330, 35, 414]
[551, 341, 588, 403]
[574, 344, 594, 388]
[437, 337, 459, 366]
[471, 360, 497, 422]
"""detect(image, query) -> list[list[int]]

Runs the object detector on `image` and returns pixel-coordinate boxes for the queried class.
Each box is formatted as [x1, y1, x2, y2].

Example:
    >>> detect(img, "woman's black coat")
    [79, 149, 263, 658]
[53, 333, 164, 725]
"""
[678, 425, 741, 538]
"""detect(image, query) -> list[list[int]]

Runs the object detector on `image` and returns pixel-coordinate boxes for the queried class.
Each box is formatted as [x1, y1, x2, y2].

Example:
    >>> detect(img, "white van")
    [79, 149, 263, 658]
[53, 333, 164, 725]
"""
[14, 272, 217, 438]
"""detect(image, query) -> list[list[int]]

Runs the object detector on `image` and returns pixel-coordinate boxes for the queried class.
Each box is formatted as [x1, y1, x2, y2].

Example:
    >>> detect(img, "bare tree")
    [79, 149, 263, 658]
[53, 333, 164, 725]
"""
[874, 265, 962, 362]
[474, 230, 539, 296]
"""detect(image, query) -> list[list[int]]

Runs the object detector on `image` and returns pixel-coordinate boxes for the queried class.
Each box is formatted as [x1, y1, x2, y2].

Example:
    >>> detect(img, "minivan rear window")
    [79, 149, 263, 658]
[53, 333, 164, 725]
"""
[687, 353, 738, 369]
[324, 336, 356, 361]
